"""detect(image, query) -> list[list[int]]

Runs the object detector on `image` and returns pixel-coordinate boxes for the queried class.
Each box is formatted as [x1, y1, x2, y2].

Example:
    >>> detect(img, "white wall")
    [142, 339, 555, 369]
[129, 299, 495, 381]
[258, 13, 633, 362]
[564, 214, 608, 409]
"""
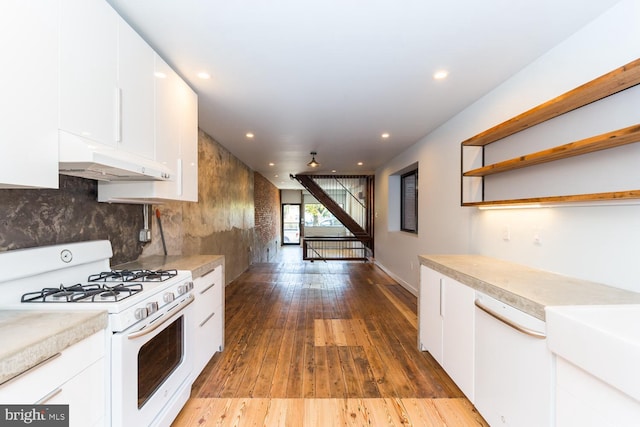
[281, 189, 302, 204]
[375, 0, 640, 294]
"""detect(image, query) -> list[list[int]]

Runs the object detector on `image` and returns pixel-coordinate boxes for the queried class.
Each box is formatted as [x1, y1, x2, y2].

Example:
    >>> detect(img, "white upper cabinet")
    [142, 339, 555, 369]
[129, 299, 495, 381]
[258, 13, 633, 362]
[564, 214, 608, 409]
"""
[97, 54, 198, 202]
[117, 17, 155, 160]
[0, 1, 59, 188]
[155, 57, 181, 170]
[177, 76, 199, 202]
[59, 0, 118, 148]
[60, 0, 155, 160]
[1, 0, 196, 191]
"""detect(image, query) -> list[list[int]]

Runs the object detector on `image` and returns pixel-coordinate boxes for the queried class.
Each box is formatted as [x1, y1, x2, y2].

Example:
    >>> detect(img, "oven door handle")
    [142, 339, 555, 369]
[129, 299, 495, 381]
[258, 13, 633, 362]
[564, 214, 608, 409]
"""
[127, 294, 194, 340]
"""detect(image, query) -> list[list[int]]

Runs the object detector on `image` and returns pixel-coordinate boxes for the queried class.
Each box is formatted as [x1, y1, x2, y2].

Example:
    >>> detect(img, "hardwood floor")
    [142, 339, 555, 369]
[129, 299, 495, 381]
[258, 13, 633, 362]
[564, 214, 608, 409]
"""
[173, 248, 487, 426]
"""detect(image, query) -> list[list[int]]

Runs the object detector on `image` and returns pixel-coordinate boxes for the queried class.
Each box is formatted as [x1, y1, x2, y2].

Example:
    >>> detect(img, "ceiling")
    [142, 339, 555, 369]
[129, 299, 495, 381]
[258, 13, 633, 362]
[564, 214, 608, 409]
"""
[107, 0, 620, 189]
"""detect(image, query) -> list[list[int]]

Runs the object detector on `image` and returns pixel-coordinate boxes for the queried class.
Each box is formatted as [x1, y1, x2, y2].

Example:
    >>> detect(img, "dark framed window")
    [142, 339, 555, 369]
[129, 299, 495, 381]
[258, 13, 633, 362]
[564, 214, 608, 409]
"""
[401, 170, 418, 233]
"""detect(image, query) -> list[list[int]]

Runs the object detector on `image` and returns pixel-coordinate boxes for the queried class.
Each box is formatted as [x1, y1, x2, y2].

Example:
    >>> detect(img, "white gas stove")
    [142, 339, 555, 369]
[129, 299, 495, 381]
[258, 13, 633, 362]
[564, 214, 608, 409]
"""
[0, 240, 194, 427]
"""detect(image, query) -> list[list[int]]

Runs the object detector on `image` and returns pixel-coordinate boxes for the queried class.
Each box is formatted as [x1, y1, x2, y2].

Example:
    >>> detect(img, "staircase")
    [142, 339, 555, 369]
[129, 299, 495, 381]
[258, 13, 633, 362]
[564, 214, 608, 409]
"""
[290, 174, 374, 258]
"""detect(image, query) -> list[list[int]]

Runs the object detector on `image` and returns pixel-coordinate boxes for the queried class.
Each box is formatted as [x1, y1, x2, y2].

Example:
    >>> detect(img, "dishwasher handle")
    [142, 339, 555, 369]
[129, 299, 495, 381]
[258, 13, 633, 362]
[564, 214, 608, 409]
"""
[475, 299, 546, 339]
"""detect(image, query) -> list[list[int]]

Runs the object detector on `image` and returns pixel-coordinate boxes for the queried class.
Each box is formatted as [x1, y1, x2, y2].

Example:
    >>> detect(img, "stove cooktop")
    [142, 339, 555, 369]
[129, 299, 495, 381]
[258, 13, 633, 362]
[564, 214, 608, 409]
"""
[19, 269, 181, 304]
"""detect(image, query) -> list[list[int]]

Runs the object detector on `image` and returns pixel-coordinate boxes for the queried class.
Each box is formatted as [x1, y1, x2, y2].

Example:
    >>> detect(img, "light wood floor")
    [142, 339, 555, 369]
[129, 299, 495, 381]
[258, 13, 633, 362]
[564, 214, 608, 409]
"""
[173, 248, 487, 426]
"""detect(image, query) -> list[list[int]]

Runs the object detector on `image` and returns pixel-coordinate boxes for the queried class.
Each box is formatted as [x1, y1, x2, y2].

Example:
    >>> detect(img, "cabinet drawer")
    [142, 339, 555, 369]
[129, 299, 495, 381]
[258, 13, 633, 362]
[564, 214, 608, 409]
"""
[0, 330, 105, 404]
[194, 267, 223, 310]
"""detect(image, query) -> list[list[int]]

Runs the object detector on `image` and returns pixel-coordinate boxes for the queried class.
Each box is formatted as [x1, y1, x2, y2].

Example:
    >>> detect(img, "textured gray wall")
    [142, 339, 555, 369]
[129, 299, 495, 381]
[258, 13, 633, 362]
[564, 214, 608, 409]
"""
[0, 175, 144, 264]
[140, 130, 260, 283]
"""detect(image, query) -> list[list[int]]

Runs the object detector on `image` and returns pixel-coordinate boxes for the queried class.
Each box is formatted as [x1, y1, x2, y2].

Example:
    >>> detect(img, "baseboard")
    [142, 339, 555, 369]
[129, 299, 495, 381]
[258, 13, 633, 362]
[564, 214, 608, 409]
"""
[374, 260, 418, 296]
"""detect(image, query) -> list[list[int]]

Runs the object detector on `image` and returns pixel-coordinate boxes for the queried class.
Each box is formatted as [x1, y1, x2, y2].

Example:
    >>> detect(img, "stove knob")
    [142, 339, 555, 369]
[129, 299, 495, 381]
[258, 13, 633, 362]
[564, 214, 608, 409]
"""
[146, 301, 159, 314]
[135, 307, 148, 320]
[178, 281, 194, 295]
[163, 292, 175, 303]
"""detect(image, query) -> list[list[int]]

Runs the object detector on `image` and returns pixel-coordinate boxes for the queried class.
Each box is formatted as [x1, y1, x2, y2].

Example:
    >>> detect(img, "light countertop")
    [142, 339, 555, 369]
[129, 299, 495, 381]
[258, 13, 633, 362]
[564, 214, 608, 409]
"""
[419, 254, 640, 320]
[0, 310, 107, 385]
[114, 254, 224, 280]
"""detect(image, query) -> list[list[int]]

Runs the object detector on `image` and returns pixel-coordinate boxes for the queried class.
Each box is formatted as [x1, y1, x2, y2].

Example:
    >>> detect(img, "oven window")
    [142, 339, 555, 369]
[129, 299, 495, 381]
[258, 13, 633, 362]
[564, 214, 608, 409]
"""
[137, 316, 184, 408]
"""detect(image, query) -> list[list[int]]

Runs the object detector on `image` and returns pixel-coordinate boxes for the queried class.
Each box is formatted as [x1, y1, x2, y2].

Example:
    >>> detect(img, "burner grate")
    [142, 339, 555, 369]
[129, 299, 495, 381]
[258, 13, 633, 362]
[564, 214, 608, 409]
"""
[88, 269, 178, 283]
[21, 283, 143, 303]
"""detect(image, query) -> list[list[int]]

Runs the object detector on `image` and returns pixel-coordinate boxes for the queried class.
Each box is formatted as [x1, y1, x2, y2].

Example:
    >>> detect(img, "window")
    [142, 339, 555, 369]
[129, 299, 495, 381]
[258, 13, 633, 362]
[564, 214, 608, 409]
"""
[401, 170, 418, 233]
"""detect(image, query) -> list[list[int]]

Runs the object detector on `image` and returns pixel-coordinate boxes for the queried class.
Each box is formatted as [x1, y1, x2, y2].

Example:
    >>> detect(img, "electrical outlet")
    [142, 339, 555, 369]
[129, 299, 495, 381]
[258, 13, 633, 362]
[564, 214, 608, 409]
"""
[502, 226, 511, 241]
[533, 228, 542, 245]
[139, 229, 151, 243]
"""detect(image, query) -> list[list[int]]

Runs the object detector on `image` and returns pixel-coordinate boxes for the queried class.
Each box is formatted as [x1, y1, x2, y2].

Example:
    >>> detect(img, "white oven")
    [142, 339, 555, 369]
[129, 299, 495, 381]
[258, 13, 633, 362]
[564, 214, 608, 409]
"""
[111, 292, 194, 427]
[0, 240, 195, 427]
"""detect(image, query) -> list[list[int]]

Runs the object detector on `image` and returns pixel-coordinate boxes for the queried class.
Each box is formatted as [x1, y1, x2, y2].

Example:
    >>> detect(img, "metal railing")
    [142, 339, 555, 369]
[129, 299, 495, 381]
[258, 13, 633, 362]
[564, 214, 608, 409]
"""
[310, 176, 369, 229]
[302, 237, 372, 262]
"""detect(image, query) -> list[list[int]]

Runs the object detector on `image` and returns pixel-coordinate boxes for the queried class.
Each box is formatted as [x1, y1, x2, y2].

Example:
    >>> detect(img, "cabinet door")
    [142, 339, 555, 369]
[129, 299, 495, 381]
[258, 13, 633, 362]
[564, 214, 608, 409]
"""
[419, 265, 475, 400]
[475, 294, 552, 426]
[0, 0, 59, 188]
[193, 267, 224, 376]
[49, 359, 105, 427]
[419, 265, 443, 364]
[117, 17, 155, 159]
[556, 357, 640, 427]
[154, 55, 181, 176]
[59, 0, 118, 146]
[97, 56, 198, 203]
[442, 278, 475, 401]
[177, 78, 199, 201]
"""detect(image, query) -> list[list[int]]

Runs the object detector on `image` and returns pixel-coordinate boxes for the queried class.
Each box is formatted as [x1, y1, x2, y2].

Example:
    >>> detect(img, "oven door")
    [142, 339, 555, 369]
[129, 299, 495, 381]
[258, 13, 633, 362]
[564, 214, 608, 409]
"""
[111, 294, 194, 427]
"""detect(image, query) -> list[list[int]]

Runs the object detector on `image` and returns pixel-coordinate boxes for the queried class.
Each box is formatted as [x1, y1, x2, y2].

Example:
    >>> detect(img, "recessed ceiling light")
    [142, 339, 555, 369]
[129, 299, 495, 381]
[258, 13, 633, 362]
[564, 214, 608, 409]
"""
[433, 70, 449, 80]
[269, 162, 275, 166]
[197, 72, 211, 79]
[381, 133, 390, 139]
[274, 174, 279, 178]
[331, 170, 337, 173]
[245, 132, 254, 139]
[357, 162, 364, 166]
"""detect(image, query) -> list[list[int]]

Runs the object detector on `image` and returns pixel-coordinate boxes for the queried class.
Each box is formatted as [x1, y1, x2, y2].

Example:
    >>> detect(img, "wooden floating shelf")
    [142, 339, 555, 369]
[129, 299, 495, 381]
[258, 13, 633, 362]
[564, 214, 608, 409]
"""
[462, 58, 640, 147]
[464, 124, 640, 177]
[462, 190, 640, 207]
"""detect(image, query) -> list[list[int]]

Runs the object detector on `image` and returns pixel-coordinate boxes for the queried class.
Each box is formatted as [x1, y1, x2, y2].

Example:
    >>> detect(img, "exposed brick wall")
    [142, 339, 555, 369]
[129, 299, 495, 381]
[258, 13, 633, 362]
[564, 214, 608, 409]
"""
[253, 172, 280, 262]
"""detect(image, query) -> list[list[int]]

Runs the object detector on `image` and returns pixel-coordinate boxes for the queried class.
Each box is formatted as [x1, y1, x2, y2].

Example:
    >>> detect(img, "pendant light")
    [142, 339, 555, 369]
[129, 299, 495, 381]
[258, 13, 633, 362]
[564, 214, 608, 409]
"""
[307, 151, 320, 168]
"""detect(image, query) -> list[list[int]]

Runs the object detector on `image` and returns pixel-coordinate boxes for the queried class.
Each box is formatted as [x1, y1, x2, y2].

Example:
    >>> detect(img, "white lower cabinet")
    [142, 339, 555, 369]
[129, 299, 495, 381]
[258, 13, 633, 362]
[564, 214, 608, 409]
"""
[192, 266, 224, 378]
[474, 293, 553, 427]
[555, 357, 640, 427]
[419, 265, 475, 401]
[0, 331, 105, 427]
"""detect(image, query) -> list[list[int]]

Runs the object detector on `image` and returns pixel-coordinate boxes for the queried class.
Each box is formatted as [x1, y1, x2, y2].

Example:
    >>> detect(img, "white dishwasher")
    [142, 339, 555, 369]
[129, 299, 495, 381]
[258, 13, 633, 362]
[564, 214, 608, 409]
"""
[474, 292, 554, 427]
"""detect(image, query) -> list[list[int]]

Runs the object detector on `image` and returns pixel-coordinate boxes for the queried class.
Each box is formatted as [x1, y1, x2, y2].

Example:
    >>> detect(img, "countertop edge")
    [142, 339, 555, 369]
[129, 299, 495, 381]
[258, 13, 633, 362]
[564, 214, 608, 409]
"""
[0, 310, 108, 385]
[418, 254, 640, 321]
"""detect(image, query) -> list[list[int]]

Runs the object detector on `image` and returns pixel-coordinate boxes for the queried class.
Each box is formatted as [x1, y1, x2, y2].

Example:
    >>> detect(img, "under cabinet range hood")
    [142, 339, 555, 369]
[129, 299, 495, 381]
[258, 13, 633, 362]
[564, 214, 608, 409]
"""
[58, 130, 173, 182]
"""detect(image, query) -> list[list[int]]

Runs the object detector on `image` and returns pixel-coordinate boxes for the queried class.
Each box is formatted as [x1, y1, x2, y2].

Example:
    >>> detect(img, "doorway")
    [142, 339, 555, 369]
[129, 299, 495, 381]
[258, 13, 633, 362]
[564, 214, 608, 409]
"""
[282, 204, 301, 245]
